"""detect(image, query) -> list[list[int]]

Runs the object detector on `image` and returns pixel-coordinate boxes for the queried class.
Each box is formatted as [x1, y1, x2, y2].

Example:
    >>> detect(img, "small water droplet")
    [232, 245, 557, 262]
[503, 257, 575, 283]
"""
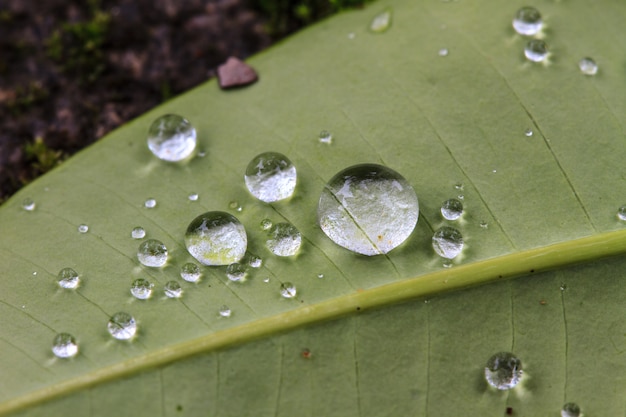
[164, 281, 183, 298]
[52, 333, 78, 358]
[280, 282, 297, 298]
[524, 39, 548, 62]
[484, 352, 523, 390]
[130, 278, 153, 300]
[318, 164, 419, 256]
[57, 267, 80, 289]
[441, 198, 463, 220]
[432, 226, 464, 259]
[226, 262, 247, 282]
[617, 206, 626, 221]
[131, 226, 146, 239]
[260, 218, 273, 230]
[442, 260, 452, 268]
[263, 277, 270, 283]
[578, 57, 598, 75]
[107, 312, 137, 340]
[22, 198, 36, 211]
[457, 194, 464, 200]
[137, 239, 168, 267]
[244, 152, 297, 203]
[318, 130, 333, 144]
[370, 8, 392, 33]
[348, 32, 355, 39]
[454, 183, 464, 191]
[248, 255, 262, 268]
[144, 198, 157, 208]
[78, 224, 89, 233]
[180, 263, 201, 283]
[32, 271, 37, 276]
[147, 114, 197, 162]
[492, 169, 497, 174]
[480, 221, 488, 229]
[561, 402, 581, 417]
[266, 222, 302, 257]
[438, 48, 449, 57]
[188, 193, 199, 201]
[219, 305, 232, 317]
[197, 150, 206, 157]
[524, 128, 533, 137]
[513, 6, 542, 36]
[185, 211, 247, 266]
[317, 273, 324, 279]
[560, 284, 567, 291]
[228, 201, 242, 212]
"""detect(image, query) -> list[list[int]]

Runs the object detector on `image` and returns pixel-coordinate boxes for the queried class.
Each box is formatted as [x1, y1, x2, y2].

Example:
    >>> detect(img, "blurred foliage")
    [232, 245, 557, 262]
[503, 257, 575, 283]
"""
[23, 137, 66, 178]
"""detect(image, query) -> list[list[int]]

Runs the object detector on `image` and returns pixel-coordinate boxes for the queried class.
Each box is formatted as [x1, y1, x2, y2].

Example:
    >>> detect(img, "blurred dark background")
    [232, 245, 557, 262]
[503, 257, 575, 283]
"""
[0, 0, 370, 203]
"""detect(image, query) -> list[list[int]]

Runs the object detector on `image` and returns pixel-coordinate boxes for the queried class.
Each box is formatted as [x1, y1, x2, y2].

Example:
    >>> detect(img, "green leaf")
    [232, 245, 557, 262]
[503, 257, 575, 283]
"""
[1, 0, 625, 416]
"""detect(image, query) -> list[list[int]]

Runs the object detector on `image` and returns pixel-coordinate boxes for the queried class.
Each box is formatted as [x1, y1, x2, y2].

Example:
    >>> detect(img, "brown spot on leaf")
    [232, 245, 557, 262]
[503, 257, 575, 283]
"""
[217, 57, 258, 89]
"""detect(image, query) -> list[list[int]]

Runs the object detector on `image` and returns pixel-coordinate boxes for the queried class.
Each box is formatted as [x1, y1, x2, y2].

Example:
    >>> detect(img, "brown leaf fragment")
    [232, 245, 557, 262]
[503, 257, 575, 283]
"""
[217, 57, 258, 89]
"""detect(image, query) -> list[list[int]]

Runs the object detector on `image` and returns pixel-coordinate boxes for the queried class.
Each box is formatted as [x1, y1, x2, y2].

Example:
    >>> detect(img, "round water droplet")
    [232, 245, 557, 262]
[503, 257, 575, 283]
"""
[432, 226, 464, 259]
[131, 226, 146, 239]
[578, 57, 598, 75]
[226, 262, 247, 282]
[441, 198, 463, 220]
[317, 273, 324, 279]
[454, 183, 464, 191]
[244, 152, 297, 203]
[560, 284, 567, 291]
[137, 239, 168, 267]
[370, 8, 392, 33]
[107, 312, 137, 340]
[219, 305, 232, 317]
[512, 6, 542, 36]
[280, 282, 297, 298]
[524, 128, 533, 137]
[480, 221, 488, 229]
[484, 352, 523, 390]
[22, 198, 36, 211]
[248, 255, 262, 268]
[260, 218, 273, 230]
[130, 278, 153, 300]
[266, 223, 302, 257]
[57, 267, 80, 289]
[147, 114, 197, 162]
[524, 39, 548, 62]
[78, 224, 89, 233]
[617, 206, 626, 221]
[180, 262, 201, 282]
[318, 164, 419, 256]
[188, 193, 199, 201]
[263, 277, 270, 283]
[52, 333, 78, 358]
[561, 402, 581, 417]
[184, 211, 247, 266]
[144, 198, 157, 208]
[319, 130, 332, 144]
[438, 48, 449, 57]
[228, 201, 242, 212]
[164, 281, 183, 298]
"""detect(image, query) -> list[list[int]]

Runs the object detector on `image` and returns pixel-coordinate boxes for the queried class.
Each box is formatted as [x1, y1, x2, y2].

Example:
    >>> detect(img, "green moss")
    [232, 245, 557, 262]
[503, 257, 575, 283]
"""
[23, 137, 66, 177]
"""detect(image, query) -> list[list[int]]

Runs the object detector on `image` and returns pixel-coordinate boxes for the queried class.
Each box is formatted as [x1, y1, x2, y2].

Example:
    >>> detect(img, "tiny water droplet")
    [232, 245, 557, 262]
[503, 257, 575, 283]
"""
[561, 402, 581, 417]
[32, 271, 37, 276]
[180, 263, 201, 283]
[454, 183, 464, 191]
[244, 152, 297, 203]
[185, 211, 247, 266]
[263, 277, 270, 283]
[348, 32, 355, 40]
[280, 282, 297, 298]
[319, 130, 333, 144]
[228, 201, 242, 212]
[188, 193, 199, 201]
[524, 128, 533, 137]
[432, 226, 464, 259]
[480, 221, 488, 229]
[442, 260, 452, 268]
[219, 305, 232, 317]
[57, 267, 80, 289]
[617, 206, 626, 221]
[22, 198, 36, 211]
[78, 224, 89, 233]
[137, 239, 168, 267]
[266, 222, 302, 257]
[130, 278, 153, 300]
[370, 8, 392, 33]
[560, 284, 567, 291]
[513, 6, 542, 36]
[131, 226, 146, 239]
[578, 57, 598, 75]
[147, 114, 197, 162]
[107, 312, 137, 340]
[226, 262, 247, 282]
[457, 194, 464, 200]
[260, 218, 273, 230]
[318, 164, 419, 256]
[524, 39, 548, 62]
[198, 150, 206, 158]
[441, 198, 463, 220]
[52, 333, 78, 358]
[484, 352, 523, 390]
[317, 273, 324, 279]
[438, 48, 449, 57]
[492, 169, 497, 174]
[144, 198, 157, 208]
[164, 281, 183, 298]
[248, 255, 262, 268]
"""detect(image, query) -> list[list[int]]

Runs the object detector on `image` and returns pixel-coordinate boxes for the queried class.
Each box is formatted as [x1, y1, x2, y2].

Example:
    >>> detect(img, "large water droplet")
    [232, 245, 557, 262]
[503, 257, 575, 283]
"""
[561, 402, 581, 417]
[512, 7, 542, 36]
[617, 206, 626, 221]
[57, 267, 80, 289]
[137, 239, 168, 267]
[185, 211, 247, 266]
[164, 281, 183, 298]
[144, 198, 157, 208]
[244, 152, 297, 203]
[484, 352, 523, 390]
[147, 114, 197, 162]
[78, 224, 89, 233]
[180, 262, 201, 282]
[524, 39, 548, 62]
[266, 222, 302, 257]
[52, 333, 78, 358]
[226, 262, 247, 282]
[319, 130, 332, 144]
[131, 226, 146, 239]
[441, 198, 463, 220]
[280, 282, 297, 298]
[22, 198, 36, 211]
[432, 226, 464, 259]
[370, 8, 392, 33]
[318, 164, 419, 256]
[130, 278, 153, 300]
[107, 312, 137, 340]
[219, 305, 232, 317]
[578, 57, 598, 75]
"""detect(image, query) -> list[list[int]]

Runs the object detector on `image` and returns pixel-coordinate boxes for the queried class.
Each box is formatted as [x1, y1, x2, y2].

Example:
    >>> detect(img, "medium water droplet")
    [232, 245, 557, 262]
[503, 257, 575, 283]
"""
[52, 333, 78, 358]
[180, 263, 201, 282]
[130, 278, 153, 300]
[617, 206, 626, 221]
[219, 305, 232, 317]
[280, 282, 297, 298]
[57, 267, 80, 289]
[370, 8, 392, 33]
[248, 255, 262, 268]
[22, 198, 36, 211]
[131, 226, 146, 239]
[319, 130, 333, 144]
[188, 193, 199, 201]
[512, 6, 542, 36]
[147, 114, 197, 162]
[78, 224, 89, 233]
[137, 239, 168, 267]
[107, 312, 137, 340]
[318, 164, 419, 256]
[266, 222, 302, 257]
[144, 198, 157, 208]
[441, 198, 463, 220]
[524, 39, 548, 62]
[164, 281, 183, 298]
[226, 262, 247, 282]
[432, 226, 464, 259]
[438, 48, 449, 57]
[524, 128, 533, 137]
[184, 211, 247, 266]
[260, 218, 273, 230]
[244, 152, 297, 203]
[578, 57, 598, 75]
[561, 402, 581, 417]
[484, 352, 523, 390]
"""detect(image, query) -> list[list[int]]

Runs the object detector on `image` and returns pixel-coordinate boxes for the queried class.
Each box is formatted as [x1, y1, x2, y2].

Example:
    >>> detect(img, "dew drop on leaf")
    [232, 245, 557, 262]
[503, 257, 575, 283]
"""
[137, 239, 168, 267]
[184, 211, 247, 266]
[484, 352, 523, 390]
[432, 226, 464, 259]
[52, 333, 78, 358]
[144, 198, 157, 208]
[617, 206, 626, 221]
[561, 402, 581, 417]
[107, 312, 137, 340]
[147, 114, 197, 162]
[260, 218, 273, 230]
[441, 198, 463, 220]
[180, 262, 201, 283]
[512, 6, 542, 36]
[78, 224, 89, 233]
[524, 39, 548, 62]
[131, 226, 146, 239]
[219, 305, 232, 317]
[244, 152, 297, 203]
[524, 128, 533, 137]
[266, 222, 302, 257]
[317, 273, 324, 279]
[226, 262, 247, 282]
[369, 8, 392, 33]
[57, 267, 80, 289]
[578, 57, 598, 75]
[280, 282, 297, 298]
[22, 198, 36, 211]
[318, 130, 332, 144]
[438, 48, 449, 57]
[130, 278, 153, 300]
[188, 193, 199, 201]
[248, 255, 262, 268]
[164, 281, 183, 298]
